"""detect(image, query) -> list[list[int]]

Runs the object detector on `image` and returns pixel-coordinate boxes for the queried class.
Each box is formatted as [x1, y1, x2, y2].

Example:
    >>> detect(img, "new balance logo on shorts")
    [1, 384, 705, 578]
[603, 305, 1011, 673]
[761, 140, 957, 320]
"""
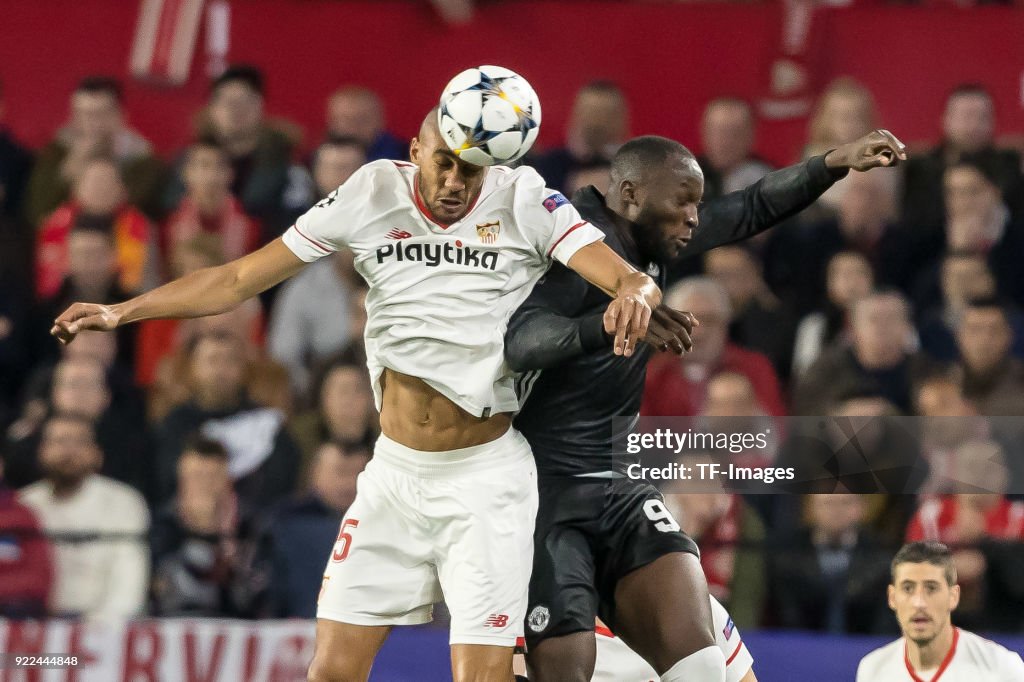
[484, 613, 510, 628]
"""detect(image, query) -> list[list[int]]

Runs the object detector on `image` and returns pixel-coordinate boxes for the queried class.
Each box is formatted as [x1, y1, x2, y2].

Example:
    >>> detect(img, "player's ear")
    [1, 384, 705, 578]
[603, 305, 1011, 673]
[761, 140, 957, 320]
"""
[409, 137, 421, 163]
[887, 584, 897, 611]
[949, 583, 960, 611]
[619, 178, 639, 208]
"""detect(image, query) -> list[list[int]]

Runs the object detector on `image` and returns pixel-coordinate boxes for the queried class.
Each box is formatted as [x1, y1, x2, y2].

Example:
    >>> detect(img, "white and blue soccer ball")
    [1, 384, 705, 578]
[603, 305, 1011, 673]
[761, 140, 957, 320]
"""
[438, 65, 541, 167]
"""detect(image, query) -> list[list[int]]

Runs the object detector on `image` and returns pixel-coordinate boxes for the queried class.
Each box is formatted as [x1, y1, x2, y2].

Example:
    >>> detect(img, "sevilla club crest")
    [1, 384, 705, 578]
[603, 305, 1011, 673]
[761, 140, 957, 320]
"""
[476, 220, 501, 244]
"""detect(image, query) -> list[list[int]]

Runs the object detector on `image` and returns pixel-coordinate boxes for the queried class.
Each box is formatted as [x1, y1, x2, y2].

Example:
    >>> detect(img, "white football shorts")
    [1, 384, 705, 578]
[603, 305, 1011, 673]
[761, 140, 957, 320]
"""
[317, 427, 538, 646]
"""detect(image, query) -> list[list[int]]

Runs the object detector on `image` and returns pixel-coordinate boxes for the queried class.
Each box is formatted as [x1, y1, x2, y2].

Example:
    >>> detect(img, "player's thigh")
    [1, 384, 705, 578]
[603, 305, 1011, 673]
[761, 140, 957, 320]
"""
[613, 552, 715, 674]
[318, 458, 440, 629]
[307, 618, 390, 682]
[435, 440, 538, 647]
[526, 631, 597, 682]
[450, 644, 517, 682]
[597, 481, 712, 672]
[524, 479, 602, 650]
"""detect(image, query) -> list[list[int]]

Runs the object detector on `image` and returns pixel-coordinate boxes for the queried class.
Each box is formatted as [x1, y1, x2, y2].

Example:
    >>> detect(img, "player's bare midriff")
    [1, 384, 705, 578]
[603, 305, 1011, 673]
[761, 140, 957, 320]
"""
[378, 368, 512, 451]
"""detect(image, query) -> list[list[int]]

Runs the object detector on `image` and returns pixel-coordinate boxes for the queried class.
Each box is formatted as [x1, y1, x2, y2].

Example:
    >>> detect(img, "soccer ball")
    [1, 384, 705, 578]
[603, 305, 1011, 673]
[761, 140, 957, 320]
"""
[438, 65, 541, 167]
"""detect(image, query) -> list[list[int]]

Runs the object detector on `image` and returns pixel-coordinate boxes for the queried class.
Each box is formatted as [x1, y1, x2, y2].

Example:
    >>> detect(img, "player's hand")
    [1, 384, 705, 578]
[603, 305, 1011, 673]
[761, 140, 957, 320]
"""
[50, 302, 122, 345]
[604, 272, 660, 357]
[825, 129, 907, 172]
[644, 304, 699, 354]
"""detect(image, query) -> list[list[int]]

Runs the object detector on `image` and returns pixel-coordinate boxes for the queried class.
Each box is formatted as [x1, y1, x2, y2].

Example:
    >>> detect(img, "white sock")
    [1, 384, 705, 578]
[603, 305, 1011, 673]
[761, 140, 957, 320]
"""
[660, 646, 726, 682]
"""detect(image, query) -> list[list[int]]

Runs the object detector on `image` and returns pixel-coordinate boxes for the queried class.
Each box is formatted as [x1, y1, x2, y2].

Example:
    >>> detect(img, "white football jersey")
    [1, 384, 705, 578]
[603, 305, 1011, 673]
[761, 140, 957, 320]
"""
[856, 628, 1024, 682]
[592, 596, 754, 682]
[282, 159, 604, 418]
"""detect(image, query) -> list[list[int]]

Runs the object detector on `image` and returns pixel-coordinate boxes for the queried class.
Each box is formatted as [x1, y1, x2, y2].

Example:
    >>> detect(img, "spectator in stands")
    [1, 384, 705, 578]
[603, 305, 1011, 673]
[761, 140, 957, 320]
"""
[903, 84, 1024, 231]
[702, 372, 765, 418]
[325, 87, 405, 162]
[531, 81, 629, 192]
[0, 459, 53, 617]
[268, 242, 364, 399]
[155, 331, 300, 508]
[41, 216, 123, 307]
[805, 78, 878, 160]
[664, 460, 767, 629]
[768, 494, 891, 633]
[311, 136, 367, 199]
[955, 297, 1024, 416]
[50, 357, 150, 492]
[915, 158, 1024, 308]
[163, 137, 259, 270]
[792, 251, 874, 377]
[907, 439, 1024, 631]
[775, 391, 925, 548]
[138, 235, 264, 401]
[24, 76, 163, 226]
[801, 78, 879, 221]
[914, 373, 990, 495]
[150, 437, 254, 616]
[643, 277, 785, 417]
[916, 252, 1024, 362]
[289, 349, 377, 469]
[252, 442, 369, 618]
[165, 65, 304, 240]
[701, 372, 777, 469]
[765, 168, 906, 314]
[33, 216, 139, 370]
[36, 157, 158, 298]
[19, 412, 149, 618]
[0, 78, 32, 223]
[794, 290, 927, 414]
[705, 245, 797, 380]
[698, 97, 772, 201]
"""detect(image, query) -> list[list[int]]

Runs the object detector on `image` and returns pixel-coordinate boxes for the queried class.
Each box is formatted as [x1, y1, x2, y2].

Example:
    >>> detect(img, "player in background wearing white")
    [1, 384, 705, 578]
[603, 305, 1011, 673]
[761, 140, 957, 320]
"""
[857, 541, 1024, 682]
[513, 595, 756, 682]
[50, 107, 661, 682]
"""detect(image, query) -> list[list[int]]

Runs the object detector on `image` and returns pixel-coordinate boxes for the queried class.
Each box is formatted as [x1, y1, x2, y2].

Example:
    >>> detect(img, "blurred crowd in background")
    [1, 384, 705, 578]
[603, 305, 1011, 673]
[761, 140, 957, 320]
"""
[0, 61, 1023, 635]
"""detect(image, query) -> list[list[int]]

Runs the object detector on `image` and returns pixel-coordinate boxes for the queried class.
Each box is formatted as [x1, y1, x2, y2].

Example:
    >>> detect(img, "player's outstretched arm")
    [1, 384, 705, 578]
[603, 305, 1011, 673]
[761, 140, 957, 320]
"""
[51, 238, 306, 344]
[565, 241, 661, 357]
[678, 129, 907, 264]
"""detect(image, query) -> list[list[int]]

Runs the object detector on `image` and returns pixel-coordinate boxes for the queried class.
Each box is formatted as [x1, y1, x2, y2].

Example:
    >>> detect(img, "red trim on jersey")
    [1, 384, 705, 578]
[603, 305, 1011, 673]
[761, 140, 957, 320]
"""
[547, 221, 589, 257]
[726, 640, 744, 666]
[411, 172, 449, 229]
[408, 170, 486, 230]
[595, 624, 615, 638]
[392, 161, 415, 168]
[292, 224, 331, 253]
[903, 627, 959, 682]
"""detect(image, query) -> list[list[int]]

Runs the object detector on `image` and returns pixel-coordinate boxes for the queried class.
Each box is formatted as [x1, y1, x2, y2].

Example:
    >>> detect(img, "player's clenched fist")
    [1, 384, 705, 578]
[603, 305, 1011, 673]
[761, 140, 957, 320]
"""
[644, 304, 699, 354]
[604, 271, 661, 357]
[825, 128, 908, 172]
[50, 302, 122, 345]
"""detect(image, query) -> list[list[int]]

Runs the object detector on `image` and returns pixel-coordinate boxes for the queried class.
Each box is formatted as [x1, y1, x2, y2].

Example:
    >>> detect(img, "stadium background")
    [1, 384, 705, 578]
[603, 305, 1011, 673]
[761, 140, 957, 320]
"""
[1, 0, 1023, 680]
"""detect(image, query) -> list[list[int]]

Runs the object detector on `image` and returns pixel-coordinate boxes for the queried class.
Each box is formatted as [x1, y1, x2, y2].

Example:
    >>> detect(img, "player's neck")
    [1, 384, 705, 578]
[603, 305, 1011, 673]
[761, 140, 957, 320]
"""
[908, 622, 956, 673]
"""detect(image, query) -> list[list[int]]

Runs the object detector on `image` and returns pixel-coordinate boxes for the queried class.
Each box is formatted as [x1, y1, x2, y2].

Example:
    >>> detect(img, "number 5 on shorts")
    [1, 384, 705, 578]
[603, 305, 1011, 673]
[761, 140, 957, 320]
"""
[643, 499, 681, 532]
[332, 519, 359, 562]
